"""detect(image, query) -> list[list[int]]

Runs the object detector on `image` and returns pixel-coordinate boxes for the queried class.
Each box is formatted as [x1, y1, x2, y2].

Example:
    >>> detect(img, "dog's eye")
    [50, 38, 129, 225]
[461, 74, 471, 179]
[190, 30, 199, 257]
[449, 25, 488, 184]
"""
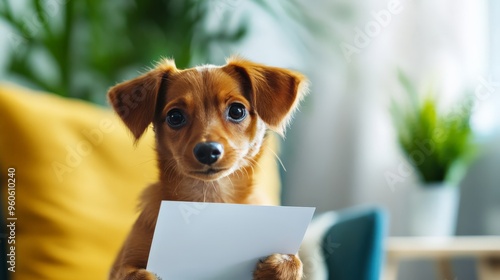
[227, 103, 247, 122]
[166, 109, 186, 128]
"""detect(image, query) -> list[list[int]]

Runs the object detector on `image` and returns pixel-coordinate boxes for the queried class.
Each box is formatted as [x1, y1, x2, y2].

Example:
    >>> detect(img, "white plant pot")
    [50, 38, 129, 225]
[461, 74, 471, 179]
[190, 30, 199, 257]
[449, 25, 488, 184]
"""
[408, 182, 460, 236]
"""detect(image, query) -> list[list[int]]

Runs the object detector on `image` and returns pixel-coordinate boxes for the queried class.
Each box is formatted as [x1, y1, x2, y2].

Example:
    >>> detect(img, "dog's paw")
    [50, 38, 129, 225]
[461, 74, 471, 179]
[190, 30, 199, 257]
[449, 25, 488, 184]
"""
[124, 269, 161, 280]
[253, 253, 303, 280]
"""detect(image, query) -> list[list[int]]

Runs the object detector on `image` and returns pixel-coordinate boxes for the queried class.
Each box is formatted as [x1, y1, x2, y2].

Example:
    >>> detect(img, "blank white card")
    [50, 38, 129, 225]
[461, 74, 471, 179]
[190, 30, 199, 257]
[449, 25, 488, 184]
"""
[146, 201, 315, 280]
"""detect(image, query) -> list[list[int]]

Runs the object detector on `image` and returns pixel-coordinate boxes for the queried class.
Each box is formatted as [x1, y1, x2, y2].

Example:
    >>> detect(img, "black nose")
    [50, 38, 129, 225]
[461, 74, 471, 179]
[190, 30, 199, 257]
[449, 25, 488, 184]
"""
[193, 142, 223, 165]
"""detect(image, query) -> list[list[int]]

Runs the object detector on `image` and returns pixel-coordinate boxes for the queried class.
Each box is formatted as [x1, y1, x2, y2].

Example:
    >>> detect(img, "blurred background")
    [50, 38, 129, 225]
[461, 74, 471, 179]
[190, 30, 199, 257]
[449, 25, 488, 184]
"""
[1, 0, 499, 279]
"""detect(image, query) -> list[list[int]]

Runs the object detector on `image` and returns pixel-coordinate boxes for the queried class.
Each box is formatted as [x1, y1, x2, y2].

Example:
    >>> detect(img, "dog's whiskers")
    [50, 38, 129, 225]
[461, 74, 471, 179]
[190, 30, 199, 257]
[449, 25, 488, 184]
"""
[203, 182, 208, 202]
[162, 159, 176, 179]
[244, 157, 260, 175]
[173, 176, 188, 197]
[226, 176, 235, 193]
[239, 165, 250, 178]
[266, 146, 286, 172]
[132, 158, 157, 168]
[208, 181, 217, 202]
[235, 169, 244, 180]
[248, 157, 263, 169]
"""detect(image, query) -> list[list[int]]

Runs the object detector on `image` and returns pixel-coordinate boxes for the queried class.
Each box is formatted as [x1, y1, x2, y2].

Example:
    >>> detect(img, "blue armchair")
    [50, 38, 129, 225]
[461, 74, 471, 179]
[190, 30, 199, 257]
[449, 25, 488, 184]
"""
[301, 207, 387, 280]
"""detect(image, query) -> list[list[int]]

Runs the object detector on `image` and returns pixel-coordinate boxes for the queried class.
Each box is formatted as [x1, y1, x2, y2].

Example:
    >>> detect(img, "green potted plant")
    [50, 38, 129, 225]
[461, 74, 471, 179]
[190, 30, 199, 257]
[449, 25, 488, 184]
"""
[391, 71, 478, 236]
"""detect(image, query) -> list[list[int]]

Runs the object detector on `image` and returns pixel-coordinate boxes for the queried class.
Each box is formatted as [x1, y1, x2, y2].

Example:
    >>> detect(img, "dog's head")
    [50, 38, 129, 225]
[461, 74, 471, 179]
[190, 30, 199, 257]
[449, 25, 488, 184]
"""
[108, 57, 308, 182]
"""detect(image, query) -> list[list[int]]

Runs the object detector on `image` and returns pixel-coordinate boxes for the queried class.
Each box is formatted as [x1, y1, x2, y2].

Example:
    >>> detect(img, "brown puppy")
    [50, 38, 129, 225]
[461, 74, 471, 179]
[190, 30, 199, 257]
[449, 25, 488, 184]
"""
[107, 57, 308, 280]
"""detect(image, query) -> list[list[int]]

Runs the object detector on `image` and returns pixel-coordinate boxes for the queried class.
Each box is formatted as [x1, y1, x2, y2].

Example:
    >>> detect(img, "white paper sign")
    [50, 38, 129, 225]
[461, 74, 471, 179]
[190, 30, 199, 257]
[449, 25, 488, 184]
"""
[146, 201, 315, 280]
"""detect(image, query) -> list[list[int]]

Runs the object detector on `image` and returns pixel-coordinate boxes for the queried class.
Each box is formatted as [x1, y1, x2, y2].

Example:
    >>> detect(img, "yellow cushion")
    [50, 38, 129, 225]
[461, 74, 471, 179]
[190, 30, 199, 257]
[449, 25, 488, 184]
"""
[0, 83, 280, 280]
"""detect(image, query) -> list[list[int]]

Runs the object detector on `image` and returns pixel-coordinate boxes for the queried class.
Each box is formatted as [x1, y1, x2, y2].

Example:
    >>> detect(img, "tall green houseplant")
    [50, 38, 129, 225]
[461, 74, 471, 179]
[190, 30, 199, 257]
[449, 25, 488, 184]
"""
[391, 72, 478, 186]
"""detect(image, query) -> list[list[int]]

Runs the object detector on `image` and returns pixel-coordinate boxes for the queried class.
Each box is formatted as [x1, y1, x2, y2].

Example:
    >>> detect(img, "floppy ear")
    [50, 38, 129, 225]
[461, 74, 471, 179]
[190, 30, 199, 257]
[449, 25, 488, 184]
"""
[107, 59, 177, 140]
[222, 57, 309, 135]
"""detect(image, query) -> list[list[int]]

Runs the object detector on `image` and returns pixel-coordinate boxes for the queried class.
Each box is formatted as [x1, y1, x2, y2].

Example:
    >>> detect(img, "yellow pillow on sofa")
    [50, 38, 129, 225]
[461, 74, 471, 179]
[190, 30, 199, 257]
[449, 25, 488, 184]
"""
[0, 83, 281, 280]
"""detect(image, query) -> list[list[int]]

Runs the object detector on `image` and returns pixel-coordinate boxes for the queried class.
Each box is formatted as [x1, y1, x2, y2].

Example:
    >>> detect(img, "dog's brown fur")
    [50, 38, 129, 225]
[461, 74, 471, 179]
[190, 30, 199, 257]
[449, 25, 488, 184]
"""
[107, 57, 308, 280]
